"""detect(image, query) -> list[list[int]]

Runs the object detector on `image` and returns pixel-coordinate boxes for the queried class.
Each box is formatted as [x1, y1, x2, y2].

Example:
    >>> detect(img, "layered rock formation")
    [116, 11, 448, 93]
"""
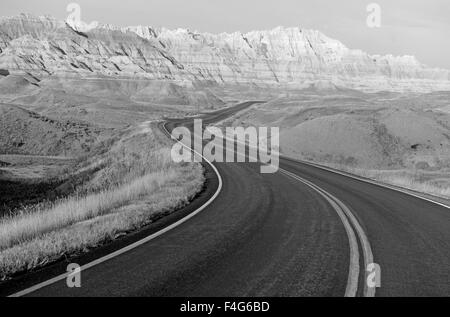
[0, 14, 193, 81]
[0, 13, 449, 92]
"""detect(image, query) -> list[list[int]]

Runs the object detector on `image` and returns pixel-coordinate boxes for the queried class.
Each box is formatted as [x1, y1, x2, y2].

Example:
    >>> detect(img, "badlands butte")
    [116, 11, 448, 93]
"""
[0, 13, 450, 206]
[0, 14, 449, 91]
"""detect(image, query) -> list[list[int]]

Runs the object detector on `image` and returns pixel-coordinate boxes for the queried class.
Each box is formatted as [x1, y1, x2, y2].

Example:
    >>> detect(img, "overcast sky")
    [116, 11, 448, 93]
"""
[1, 0, 449, 69]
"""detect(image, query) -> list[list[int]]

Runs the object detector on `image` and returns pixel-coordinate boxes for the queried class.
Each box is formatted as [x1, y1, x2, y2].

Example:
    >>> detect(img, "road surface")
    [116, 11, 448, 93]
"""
[2, 101, 450, 297]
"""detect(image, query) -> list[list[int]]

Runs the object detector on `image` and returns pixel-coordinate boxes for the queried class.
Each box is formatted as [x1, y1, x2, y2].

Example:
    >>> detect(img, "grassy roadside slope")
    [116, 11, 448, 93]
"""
[321, 163, 450, 200]
[0, 122, 204, 279]
[220, 91, 450, 200]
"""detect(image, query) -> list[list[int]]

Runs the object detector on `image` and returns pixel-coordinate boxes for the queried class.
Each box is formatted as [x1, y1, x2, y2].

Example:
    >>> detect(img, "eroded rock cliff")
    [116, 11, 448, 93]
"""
[1, 14, 449, 92]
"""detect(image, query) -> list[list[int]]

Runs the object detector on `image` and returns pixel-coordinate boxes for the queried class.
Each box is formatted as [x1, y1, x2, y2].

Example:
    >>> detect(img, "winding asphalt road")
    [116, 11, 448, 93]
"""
[2, 101, 450, 297]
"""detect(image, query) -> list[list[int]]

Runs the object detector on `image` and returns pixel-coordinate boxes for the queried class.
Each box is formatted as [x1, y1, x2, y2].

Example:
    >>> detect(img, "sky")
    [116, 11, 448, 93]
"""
[1, 0, 449, 69]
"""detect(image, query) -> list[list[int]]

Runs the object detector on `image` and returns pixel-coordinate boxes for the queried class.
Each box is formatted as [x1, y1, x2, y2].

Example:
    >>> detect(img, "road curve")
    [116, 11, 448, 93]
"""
[280, 157, 450, 296]
[2, 101, 450, 297]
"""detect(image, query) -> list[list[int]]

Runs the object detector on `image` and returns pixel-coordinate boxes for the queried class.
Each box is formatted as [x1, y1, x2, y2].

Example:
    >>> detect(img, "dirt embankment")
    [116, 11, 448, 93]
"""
[0, 103, 106, 156]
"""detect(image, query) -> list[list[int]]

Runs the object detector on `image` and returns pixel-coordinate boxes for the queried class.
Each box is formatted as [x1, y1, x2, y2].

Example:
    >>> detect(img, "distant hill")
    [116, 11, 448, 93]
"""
[0, 14, 449, 92]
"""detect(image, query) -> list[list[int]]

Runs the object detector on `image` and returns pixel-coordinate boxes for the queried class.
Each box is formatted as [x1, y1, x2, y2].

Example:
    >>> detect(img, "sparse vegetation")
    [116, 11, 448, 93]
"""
[324, 163, 450, 200]
[0, 122, 204, 279]
[224, 92, 450, 201]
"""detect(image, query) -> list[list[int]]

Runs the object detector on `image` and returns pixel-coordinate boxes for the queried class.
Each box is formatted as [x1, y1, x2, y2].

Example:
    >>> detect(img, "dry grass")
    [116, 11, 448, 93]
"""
[0, 123, 204, 279]
[326, 163, 450, 200]
[369, 172, 450, 199]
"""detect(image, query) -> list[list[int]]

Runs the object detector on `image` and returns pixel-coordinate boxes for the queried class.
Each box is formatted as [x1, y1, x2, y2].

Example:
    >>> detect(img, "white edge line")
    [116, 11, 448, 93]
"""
[285, 158, 450, 210]
[9, 122, 223, 297]
[222, 126, 449, 210]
